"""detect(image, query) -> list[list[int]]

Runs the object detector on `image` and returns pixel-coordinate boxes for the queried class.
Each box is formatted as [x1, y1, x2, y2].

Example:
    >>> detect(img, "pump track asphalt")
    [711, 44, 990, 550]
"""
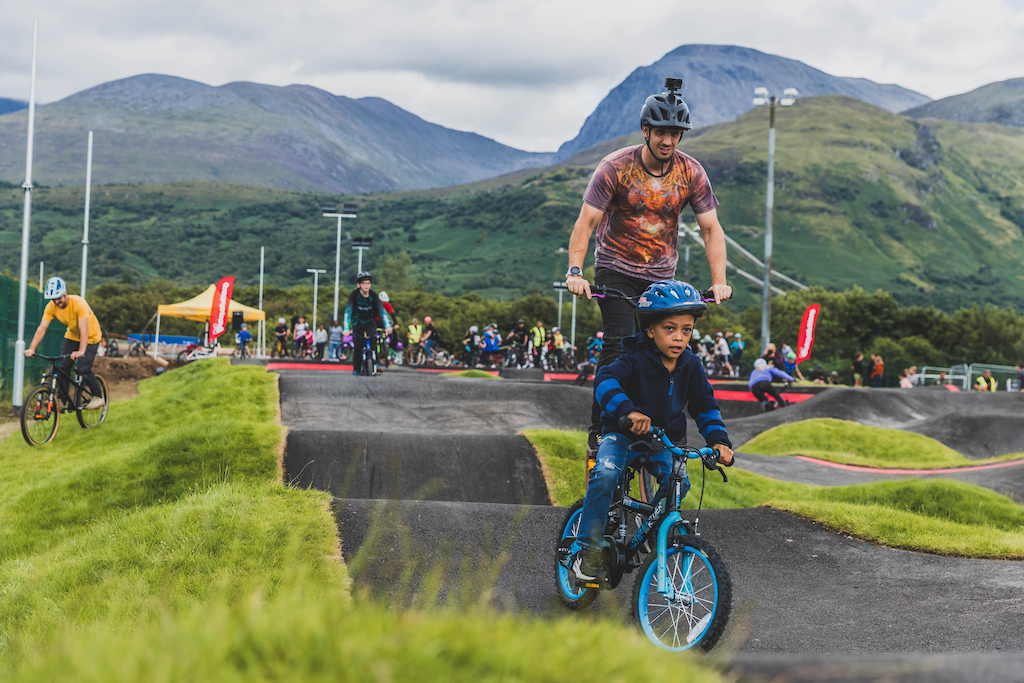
[266, 362, 1024, 683]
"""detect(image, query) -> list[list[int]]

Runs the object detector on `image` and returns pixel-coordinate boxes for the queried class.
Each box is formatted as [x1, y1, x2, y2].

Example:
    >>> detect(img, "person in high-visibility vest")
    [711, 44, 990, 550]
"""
[530, 321, 546, 368]
[975, 369, 998, 391]
[406, 318, 423, 365]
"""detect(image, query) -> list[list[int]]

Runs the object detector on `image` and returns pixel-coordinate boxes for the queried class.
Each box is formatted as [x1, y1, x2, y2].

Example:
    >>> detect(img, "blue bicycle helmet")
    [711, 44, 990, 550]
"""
[635, 280, 706, 330]
[44, 276, 67, 300]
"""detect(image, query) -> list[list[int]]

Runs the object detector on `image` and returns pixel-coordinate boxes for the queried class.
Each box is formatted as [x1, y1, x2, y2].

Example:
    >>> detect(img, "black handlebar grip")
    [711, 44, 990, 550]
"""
[618, 415, 633, 430]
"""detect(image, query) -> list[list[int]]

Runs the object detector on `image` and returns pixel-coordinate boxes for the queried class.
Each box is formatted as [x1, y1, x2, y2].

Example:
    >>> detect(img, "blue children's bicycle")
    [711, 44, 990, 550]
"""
[556, 416, 733, 651]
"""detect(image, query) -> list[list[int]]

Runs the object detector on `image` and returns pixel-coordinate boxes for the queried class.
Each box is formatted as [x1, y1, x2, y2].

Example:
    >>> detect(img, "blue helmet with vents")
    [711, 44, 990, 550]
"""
[635, 280, 706, 329]
[44, 276, 67, 300]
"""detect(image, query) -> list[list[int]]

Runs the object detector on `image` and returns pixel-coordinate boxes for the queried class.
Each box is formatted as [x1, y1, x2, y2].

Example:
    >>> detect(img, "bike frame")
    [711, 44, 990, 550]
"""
[623, 425, 727, 600]
[32, 355, 82, 408]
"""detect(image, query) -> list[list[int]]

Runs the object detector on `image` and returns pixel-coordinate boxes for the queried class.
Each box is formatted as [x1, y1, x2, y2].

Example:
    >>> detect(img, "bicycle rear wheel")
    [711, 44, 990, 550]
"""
[631, 534, 731, 651]
[75, 374, 109, 428]
[433, 349, 452, 367]
[21, 385, 60, 446]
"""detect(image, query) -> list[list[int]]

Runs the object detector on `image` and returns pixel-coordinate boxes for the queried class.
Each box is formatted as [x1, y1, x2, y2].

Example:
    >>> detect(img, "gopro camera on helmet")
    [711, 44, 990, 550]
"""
[664, 77, 683, 93]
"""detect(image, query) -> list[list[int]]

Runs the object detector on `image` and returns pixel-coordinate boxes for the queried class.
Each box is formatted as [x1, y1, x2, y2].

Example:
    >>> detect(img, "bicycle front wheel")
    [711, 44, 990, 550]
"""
[75, 374, 109, 428]
[433, 349, 452, 367]
[631, 534, 731, 652]
[21, 385, 60, 446]
[554, 499, 598, 610]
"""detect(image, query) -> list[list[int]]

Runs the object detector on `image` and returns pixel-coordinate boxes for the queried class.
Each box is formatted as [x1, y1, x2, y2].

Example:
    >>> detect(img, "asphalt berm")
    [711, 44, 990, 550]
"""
[276, 366, 1024, 681]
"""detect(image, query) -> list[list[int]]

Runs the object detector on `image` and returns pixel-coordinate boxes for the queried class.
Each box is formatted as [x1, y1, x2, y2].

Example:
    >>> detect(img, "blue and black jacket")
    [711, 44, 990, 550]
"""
[594, 333, 732, 448]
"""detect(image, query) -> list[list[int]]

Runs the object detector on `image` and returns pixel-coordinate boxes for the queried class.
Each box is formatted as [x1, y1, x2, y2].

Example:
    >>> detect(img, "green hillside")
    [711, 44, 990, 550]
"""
[2, 95, 1024, 309]
[904, 77, 1024, 127]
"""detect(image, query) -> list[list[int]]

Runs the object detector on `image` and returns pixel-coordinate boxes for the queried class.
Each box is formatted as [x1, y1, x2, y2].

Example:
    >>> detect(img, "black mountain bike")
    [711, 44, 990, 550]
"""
[556, 416, 733, 651]
[21, 353, 109, 446]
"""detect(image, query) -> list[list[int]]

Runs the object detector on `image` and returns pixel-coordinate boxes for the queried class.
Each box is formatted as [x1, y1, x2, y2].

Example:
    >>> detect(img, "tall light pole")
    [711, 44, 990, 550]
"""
[306, 268, 326, 332]
[351, 237, 372, 275]
[322, 202, 357, 323]
[80, 131, 93, 297]
[553, 281, 568, 330]
[752, 86, 798, 352]
[13, 22, 39, 410]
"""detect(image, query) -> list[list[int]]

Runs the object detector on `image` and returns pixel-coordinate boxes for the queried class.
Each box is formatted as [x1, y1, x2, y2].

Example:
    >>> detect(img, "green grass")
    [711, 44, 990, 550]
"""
[739, 418, 1023, 469]
[524, 428, 1024, 559]
[440, 369, 501, 379]
[0, 361, 726, 681]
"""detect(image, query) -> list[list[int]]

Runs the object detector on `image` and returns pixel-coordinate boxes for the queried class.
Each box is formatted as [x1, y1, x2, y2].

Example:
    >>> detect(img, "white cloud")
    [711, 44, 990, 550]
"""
[2, 0, 1024, 151]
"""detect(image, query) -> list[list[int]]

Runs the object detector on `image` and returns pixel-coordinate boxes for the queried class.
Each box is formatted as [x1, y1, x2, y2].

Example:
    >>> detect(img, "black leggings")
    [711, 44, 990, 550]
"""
[750, 380, 785, 404]
[58, 339, 101, 402]
[352, 322, 376, 373]
[590, 267, 655, 426]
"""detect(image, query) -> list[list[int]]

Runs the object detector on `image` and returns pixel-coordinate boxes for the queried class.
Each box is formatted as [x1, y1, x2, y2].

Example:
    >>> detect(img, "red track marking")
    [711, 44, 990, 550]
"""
[792, 455, 1024, 475]
[943, 384, 961, 392]
[714, 389, 815, 403]
[414, 368, 499, 375]
[267, 362, 353, 371]
[544, 373, 592, 382]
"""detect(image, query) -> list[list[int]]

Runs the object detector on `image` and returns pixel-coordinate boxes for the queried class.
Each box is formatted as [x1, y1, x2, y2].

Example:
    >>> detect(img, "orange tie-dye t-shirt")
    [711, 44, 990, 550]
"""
[583, 145, 718, 280]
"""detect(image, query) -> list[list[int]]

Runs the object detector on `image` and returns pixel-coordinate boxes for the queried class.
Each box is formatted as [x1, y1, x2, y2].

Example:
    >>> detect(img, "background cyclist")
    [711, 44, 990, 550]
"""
[564, 78, 732, 455]
[273, 317, 289, 357]
[342, 272, 392, 375]
[24, 276, 106, 410]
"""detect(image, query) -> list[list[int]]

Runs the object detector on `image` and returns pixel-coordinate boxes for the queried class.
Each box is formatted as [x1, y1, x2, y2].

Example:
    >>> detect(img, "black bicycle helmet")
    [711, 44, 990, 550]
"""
[639, 78, 693, 132]
[636, 280, 706, 330]
[356, 271, 372, 283]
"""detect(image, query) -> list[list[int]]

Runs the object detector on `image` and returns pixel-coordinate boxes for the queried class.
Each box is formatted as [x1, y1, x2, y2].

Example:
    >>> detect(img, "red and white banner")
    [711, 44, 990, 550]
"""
[209, 276, 235, 342]
[796, 304, 821, 364]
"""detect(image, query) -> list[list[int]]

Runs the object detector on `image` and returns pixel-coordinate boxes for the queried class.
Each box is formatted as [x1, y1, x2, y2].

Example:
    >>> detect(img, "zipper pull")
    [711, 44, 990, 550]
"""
[669, 378, 674, 396]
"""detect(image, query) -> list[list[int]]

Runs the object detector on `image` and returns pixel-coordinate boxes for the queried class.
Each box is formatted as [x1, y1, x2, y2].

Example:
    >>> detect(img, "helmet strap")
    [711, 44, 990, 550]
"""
[641, 127, 669, 178]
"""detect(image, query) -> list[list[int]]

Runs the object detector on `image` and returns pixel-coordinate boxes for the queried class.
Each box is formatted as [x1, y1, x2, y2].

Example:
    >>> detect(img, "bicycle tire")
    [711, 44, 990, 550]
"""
[631, 534, 731, 652]
[21, 385, 60, 446]
[433, 349, 452, 367]
[359, 346, 373, 377]
[107, 340, 121, 358]
[555, 499, 599, 610]
[75, 374, 109, 429]
[177, 350, 190, 365]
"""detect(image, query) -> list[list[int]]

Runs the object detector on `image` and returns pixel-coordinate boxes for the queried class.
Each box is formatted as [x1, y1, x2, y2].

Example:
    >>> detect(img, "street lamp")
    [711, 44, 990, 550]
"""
[322, 202, 357, 324]
[306, 268, 327, 332]
[752, 86, 798, 352]
[553, 281, 568, 331]
[351, 237, 373, 274]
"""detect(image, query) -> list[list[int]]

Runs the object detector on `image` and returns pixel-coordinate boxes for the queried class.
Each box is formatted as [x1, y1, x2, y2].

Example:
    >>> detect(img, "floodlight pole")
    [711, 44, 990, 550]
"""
[323, 205, 357, 323]
[13, 22, 38, 410]
[258, 246, 265, 357]
[752, 87, 797, 353]
[38, 261, 43, 291]
[307, 268, 326, 332]
[553, 281, 568, 331]
[80, 131, 93, 298]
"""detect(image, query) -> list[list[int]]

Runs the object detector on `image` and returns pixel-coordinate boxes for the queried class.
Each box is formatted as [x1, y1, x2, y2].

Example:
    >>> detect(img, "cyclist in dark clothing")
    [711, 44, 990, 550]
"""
[343, 271, 393, 375]
[506, 319, 529, 366]
[273, 317, 289, 357]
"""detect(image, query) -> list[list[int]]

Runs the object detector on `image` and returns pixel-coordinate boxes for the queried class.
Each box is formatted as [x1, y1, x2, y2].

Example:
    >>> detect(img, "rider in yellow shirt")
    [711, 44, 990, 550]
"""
[24, 276, 105, 409]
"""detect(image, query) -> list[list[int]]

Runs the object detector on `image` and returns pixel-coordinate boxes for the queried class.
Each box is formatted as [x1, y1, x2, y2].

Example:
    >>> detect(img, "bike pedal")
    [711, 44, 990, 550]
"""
[584, 582, 601, 589]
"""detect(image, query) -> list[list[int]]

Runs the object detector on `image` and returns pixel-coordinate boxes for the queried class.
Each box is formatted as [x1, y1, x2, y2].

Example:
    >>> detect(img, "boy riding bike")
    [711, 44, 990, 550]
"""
[748, 357, 794, 411]
[343, 272, 393, 375]
[573, 280, 733, 586]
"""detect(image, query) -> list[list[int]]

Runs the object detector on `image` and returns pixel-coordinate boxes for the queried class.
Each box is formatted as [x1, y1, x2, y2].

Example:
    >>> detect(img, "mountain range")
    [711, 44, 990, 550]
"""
[4, 95, 1024, 313]
[0, 75, 552, 193]
[904, 77, 1024, 127]
[0, 97, 27, 115]
[555, 44, 931, 159]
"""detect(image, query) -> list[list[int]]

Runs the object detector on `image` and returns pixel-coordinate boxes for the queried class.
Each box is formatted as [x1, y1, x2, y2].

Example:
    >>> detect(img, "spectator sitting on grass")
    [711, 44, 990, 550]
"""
[808, 363, 826, 383]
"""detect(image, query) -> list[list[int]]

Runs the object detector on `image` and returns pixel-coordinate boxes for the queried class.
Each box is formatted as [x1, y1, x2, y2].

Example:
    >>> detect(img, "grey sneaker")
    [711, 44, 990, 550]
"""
[85, 396, 106, 411]
[572, 548, 608, 586]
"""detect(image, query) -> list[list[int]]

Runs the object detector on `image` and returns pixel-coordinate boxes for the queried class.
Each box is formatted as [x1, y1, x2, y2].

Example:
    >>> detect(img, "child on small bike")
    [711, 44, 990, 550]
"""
[748, 357, 794, 411]
[574, 280, 734, 586]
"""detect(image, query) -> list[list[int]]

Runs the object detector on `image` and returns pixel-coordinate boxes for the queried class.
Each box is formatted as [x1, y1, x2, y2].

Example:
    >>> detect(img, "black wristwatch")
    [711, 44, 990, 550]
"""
[565, 266, 583, 278]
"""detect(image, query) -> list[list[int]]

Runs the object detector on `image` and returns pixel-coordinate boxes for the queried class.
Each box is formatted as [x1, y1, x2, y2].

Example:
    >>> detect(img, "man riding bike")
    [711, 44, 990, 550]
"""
[505, 319, 529, 366]
[343, 272, 393, 375]
[564, 77, 732, 456]
[24, 276, 106, 410]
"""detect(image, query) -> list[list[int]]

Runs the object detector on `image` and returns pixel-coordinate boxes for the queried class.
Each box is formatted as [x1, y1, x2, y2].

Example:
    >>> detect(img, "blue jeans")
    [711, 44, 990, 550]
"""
[329, 340, 341, 360]
[577, 432, 688, 552]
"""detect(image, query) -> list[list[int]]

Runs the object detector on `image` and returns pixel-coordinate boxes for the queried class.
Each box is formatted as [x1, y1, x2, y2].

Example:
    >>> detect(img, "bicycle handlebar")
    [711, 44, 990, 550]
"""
[29, 353, 72, 362]
[618, 415, 730, 482]
[588, 284, 717, 304]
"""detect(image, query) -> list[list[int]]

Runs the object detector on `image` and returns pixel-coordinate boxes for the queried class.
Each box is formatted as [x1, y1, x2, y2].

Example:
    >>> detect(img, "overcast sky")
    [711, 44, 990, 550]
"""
[3, 0, 1024, 152]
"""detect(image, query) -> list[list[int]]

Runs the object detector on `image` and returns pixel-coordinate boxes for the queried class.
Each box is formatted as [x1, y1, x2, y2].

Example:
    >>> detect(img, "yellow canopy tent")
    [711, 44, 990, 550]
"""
[154, 285, 266, 356]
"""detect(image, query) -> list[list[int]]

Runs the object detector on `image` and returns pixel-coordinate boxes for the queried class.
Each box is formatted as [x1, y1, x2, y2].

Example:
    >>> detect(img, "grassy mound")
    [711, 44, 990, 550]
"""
[439, 369, 501, 379]
[1, 361, 725, 681]
[524, 428, 1024, 559]
[739, 418, 1022, 468]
